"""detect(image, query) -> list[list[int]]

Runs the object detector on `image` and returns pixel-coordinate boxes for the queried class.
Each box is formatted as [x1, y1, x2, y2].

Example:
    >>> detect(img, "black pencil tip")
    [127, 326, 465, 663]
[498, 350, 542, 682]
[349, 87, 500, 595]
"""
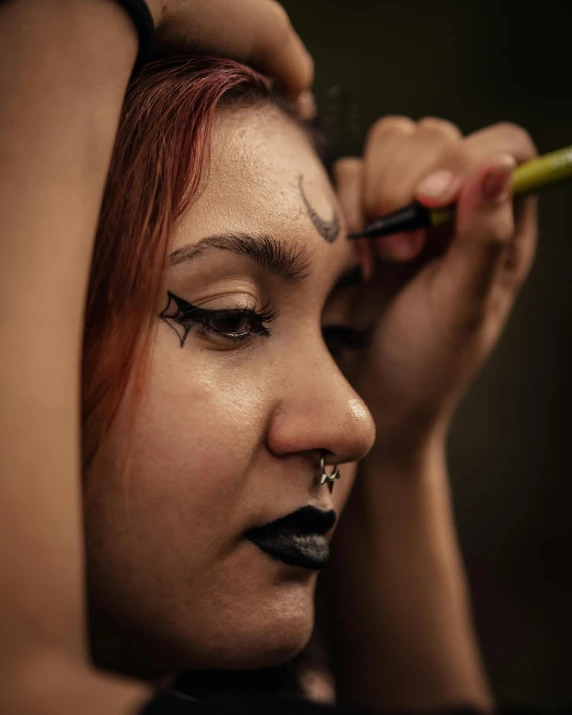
[346, 220, 390, 240]
[345, 202, 432, 241]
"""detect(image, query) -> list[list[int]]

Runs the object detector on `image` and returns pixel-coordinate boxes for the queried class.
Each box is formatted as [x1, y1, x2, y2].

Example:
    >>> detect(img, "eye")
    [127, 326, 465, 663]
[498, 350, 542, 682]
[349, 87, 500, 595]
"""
[159, 291, 278, 348]
[197, 307, 276, 341]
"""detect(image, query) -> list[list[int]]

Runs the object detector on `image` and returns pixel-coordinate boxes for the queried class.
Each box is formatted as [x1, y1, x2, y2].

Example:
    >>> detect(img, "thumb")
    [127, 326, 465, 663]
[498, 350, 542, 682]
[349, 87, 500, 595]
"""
[434, 154, 516, 325]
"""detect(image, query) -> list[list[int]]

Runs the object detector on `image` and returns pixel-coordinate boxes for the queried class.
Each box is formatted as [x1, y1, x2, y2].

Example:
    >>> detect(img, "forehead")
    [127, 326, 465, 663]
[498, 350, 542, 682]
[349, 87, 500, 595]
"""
[170, 104, 354, 272]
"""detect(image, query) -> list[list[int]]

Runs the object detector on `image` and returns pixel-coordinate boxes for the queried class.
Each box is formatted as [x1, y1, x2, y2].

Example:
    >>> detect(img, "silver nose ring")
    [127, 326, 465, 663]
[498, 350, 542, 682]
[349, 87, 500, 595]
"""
[319, 453, 341, 494]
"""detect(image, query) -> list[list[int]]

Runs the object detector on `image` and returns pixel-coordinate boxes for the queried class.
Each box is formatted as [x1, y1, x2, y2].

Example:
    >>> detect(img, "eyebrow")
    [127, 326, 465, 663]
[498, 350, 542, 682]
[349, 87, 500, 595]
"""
[168, 232, 312, 283]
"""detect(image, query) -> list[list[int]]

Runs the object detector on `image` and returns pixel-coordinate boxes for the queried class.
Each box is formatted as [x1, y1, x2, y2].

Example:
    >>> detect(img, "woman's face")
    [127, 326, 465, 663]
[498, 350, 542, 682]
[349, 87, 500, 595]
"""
[84, 103, 375, 680]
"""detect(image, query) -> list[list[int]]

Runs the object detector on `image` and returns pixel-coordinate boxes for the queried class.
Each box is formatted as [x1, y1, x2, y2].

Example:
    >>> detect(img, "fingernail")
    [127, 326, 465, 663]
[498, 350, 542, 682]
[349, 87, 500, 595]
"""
[377, 230, 425, 262]
[417, 169, 455, 199]
[481, 156, 516, 204]
[295, 90, 317, 120]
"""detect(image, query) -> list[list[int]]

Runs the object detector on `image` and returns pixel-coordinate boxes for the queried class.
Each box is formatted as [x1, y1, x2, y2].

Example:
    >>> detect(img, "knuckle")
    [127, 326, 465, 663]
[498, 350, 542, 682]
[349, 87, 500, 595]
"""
[439, 141, 465, 168]
[366, 185, 406, 216]
[265, 2, 314, 92]
[265, 2, 296, 48]
[268, 1, 292, 30]
[495, 120, 525, 137]
[334, 157, 363, 182]
[496, 122, 538, 156]
[417, 116, 462, 140]
[292, 51, 314, 92]
[367, 115, 416, 143]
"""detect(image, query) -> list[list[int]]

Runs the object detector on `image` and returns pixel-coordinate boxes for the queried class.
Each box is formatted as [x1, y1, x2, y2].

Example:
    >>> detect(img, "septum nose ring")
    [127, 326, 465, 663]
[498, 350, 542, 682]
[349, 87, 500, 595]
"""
[319, 452, 341, 494]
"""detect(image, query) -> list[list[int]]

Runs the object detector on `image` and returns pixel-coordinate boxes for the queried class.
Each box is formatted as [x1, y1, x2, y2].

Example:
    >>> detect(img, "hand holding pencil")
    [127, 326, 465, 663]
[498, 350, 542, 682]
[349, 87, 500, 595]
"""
[349, 144, 572, 241]
[333, 117, 538, 447]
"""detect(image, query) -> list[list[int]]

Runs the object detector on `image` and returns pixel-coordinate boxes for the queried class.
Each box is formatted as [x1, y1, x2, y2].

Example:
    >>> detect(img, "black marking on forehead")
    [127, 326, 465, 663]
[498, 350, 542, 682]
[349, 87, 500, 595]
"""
[298, 174, 340, 243]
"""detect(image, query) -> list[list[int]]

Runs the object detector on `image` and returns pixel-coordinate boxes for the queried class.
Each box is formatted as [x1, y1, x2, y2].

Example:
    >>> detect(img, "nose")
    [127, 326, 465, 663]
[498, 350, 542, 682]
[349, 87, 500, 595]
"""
[266, 341, 376, 466]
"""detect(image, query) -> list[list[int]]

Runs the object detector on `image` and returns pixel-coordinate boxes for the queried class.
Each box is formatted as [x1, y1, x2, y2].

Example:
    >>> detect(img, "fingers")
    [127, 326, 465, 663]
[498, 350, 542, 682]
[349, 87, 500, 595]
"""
[413, 121, 538, 285]
[335, 158, 365, 232]
[506, 195, 538, 284]
[434, 155, 517, 327]
[364, 116, 462, 216]
[463, 122, 537, 165]
[334, 158, 375, 280]
[363, 116, 462, 261]
[453, 123, 539, 287]
[294, 90, 317, 120]
[359, 116, 538, 270]
[250, 1, 314, 99]
[156, 0, 314, 100]
[414, 122, 538, 208]
[363, 115, 416, 216]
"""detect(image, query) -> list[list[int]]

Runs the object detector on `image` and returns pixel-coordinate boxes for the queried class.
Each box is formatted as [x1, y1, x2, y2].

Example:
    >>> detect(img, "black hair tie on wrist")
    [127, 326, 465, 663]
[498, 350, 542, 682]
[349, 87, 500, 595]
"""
[114, 0, 155, 79]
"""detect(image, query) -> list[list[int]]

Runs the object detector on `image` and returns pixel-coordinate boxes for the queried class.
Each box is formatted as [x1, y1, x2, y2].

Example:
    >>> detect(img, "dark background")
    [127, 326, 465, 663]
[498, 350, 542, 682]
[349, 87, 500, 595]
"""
[281, 0, 572, 706]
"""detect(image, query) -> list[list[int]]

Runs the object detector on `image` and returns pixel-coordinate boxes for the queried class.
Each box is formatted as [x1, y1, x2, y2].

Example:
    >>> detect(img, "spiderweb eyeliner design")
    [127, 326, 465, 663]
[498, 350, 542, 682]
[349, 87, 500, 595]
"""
[298, 174, 340, 243]
[158, 291, 198, 348]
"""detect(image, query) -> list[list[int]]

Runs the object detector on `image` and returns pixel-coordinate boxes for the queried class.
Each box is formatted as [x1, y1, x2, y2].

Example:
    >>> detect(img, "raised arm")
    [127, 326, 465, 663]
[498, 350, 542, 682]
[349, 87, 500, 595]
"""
[327, 117, 537, 712]
[0, 1, 312, 712]
[0, 1, 154, 711]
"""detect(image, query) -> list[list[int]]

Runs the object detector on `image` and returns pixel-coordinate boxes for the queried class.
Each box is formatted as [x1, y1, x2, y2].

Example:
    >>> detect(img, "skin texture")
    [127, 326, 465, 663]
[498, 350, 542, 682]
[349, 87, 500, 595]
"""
[0, 3, 540, 712]
[0, 1, 315, 710]
[83, 104, 375, 682]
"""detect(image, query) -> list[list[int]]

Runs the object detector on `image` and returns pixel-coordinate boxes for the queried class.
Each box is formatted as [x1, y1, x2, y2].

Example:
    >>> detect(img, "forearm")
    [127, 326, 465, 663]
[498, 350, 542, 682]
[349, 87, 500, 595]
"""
[2, 654, 151, 715]
[0, 0, 135, 671]
[328, 438, 493, 712]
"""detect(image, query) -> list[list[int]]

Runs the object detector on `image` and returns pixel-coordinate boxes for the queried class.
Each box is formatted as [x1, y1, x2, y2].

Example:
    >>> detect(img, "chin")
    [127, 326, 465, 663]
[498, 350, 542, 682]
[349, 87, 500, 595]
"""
[186, 593, 316, 671]
[238, 622, 314, 670]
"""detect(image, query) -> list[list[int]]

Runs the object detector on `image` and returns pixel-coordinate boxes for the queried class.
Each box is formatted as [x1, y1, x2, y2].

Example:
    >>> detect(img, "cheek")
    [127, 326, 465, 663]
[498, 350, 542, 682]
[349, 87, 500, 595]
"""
[84, 343, 318, 670]
[126, 344, 270, 543]
[84, 341, 274, 598]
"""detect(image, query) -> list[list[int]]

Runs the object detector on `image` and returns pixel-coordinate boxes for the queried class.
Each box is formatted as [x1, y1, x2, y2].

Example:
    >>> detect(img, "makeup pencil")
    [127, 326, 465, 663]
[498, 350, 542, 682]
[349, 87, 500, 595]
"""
[348, 145, 572, 240]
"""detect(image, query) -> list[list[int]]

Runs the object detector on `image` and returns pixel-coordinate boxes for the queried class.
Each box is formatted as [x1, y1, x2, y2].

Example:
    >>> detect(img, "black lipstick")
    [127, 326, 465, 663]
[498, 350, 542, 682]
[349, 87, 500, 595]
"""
[245, 506, 337, 570]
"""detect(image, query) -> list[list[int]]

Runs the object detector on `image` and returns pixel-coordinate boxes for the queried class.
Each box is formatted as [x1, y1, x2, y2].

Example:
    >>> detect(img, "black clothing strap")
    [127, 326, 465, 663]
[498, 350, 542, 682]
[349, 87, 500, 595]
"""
[137, 690, 562, 715]
[137, 689, 492, 715]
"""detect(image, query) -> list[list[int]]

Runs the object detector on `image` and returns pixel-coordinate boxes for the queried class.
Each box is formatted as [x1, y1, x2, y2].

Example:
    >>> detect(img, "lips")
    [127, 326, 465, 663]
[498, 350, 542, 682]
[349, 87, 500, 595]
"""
[244, 506, 337, 570]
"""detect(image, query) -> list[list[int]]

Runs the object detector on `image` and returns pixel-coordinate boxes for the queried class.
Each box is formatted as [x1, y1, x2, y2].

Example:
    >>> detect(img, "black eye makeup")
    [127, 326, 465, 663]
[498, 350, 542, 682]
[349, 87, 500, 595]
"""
[159, 291, 279, 348]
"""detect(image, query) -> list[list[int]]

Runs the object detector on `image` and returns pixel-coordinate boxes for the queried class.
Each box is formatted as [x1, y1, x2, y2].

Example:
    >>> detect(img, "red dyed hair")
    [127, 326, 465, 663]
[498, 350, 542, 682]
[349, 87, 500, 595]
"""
[81, 56, 274, 471]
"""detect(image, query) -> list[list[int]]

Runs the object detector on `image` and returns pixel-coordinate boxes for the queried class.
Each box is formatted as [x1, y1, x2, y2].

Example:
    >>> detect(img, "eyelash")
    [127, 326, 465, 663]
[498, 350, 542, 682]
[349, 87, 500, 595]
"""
[161, 292, 367, 351]
[172, 301, 279, 345]
[192, 313, 366, 352]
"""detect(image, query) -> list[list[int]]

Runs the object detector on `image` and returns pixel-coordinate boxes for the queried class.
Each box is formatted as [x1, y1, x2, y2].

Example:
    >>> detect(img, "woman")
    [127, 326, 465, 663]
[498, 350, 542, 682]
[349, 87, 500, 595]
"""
[0, 1, 538, 714]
